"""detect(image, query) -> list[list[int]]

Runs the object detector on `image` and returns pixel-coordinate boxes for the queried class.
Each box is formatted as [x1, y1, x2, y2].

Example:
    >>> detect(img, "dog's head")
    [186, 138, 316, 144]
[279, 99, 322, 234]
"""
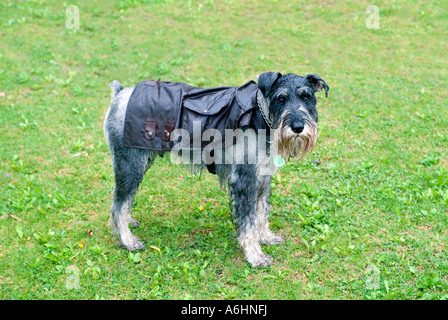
[257, 72, 329, 160]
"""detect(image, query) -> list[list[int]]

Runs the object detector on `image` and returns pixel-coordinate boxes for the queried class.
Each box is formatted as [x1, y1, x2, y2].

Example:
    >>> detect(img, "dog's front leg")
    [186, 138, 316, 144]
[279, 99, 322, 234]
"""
[230, 165, 273, 267]
[256, 175, 285, 246]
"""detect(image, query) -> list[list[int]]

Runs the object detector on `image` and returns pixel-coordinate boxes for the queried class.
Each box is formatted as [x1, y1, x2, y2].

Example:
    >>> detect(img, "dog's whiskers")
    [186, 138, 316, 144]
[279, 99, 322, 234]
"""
[272, 115, 318, 162]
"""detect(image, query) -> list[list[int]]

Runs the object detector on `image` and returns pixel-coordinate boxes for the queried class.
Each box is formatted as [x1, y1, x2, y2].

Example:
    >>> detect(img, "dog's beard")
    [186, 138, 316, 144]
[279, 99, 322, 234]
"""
[272, 113, 318, 161]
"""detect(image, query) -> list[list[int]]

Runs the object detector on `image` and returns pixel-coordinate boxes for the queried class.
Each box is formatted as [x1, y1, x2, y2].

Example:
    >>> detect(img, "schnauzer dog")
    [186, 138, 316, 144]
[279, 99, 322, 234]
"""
[104, 72, 328, 267]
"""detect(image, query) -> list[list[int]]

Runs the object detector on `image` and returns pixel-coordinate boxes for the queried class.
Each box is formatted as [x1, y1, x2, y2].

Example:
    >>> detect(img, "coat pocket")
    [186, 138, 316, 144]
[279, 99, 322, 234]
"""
[179, 88, 238, 150]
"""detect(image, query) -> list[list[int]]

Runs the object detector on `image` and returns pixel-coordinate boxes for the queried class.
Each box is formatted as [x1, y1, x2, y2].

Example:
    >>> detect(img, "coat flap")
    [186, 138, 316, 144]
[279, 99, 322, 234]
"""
[182, 87, 236, 115]
[235, 81, 258, 113]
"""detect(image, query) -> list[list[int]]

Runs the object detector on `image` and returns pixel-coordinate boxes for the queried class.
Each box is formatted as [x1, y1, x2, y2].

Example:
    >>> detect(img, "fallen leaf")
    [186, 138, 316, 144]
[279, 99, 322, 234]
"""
[9, 214, 21, 221]
[149, 246, 162, 254]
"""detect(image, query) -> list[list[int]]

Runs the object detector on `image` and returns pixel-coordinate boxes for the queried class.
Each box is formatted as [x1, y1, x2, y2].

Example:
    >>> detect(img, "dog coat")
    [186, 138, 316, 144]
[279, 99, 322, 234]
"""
[123, 79, 269, 172]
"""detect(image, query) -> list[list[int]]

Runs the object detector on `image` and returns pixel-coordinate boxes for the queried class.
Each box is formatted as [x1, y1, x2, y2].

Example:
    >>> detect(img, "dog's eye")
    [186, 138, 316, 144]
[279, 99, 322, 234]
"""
[301, 95, 309, 102]
[278, 96, 287, 103]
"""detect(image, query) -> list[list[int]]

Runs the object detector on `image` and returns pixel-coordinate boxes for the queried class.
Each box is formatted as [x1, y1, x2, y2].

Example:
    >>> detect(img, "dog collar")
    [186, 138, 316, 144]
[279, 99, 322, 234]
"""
[256, 90, 273, 129]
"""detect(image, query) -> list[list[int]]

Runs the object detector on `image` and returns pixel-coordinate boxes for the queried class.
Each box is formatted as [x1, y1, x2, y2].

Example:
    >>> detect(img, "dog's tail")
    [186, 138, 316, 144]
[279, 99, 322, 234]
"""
[109, 80, 123, 99]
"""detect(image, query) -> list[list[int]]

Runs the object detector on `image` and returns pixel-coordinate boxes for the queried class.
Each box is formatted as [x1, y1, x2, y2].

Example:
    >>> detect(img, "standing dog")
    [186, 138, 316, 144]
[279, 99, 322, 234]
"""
[104, 72, 328, 267]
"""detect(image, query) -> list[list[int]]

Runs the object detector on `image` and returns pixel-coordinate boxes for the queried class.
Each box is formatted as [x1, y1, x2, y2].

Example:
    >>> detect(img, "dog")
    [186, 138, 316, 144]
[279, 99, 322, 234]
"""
[104, 72, 328, 267]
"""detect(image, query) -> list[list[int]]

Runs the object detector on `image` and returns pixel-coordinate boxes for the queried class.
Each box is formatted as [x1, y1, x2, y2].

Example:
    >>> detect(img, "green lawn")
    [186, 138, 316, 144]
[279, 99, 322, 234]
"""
[0, 0, 447, 299]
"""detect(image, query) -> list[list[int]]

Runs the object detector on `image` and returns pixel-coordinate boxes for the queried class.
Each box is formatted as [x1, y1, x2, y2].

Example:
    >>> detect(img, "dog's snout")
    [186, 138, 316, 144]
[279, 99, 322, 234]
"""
[291, 121, 305, 134]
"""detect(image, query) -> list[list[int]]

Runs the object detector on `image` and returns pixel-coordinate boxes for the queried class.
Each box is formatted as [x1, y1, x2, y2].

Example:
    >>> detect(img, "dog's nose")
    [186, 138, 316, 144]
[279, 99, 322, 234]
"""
[291, 121, 305, 134]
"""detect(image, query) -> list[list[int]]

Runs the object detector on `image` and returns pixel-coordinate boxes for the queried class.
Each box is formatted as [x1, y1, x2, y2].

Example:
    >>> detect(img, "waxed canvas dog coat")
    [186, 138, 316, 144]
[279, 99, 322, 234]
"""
[123, 79, 268, 153]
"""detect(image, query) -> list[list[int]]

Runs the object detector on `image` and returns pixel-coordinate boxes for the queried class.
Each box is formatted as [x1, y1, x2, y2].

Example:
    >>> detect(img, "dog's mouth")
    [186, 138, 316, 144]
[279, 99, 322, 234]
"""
[273, 122, 318, 161]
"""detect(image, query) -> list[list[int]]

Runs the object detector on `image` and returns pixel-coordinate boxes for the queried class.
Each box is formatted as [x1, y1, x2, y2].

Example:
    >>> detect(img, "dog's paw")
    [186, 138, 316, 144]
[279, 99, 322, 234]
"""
[131, 240, 146, 251]
[121, 236, 146, 251]
[261, 232, 284, 246]
[248, 253, 273, 268]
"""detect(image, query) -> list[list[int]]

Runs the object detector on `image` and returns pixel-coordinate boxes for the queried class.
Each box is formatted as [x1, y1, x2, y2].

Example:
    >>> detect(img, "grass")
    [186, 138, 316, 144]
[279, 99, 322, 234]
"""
[0, 0, 447, 299]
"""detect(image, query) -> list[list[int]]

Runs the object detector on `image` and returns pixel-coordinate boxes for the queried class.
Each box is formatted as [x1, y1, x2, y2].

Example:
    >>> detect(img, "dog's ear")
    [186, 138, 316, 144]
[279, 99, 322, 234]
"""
[306, 74, 329, 97]
[257, 72, 282, 97]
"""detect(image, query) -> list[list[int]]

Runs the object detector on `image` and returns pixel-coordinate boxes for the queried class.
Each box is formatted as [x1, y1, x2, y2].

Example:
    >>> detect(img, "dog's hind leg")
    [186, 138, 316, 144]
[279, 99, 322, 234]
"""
[109, 147, 155, 251]
[104, 83, 156, 251]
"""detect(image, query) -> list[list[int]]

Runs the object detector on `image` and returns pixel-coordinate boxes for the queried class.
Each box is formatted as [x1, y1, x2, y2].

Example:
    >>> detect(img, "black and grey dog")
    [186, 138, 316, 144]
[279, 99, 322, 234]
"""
[104, 72, 328, 267]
